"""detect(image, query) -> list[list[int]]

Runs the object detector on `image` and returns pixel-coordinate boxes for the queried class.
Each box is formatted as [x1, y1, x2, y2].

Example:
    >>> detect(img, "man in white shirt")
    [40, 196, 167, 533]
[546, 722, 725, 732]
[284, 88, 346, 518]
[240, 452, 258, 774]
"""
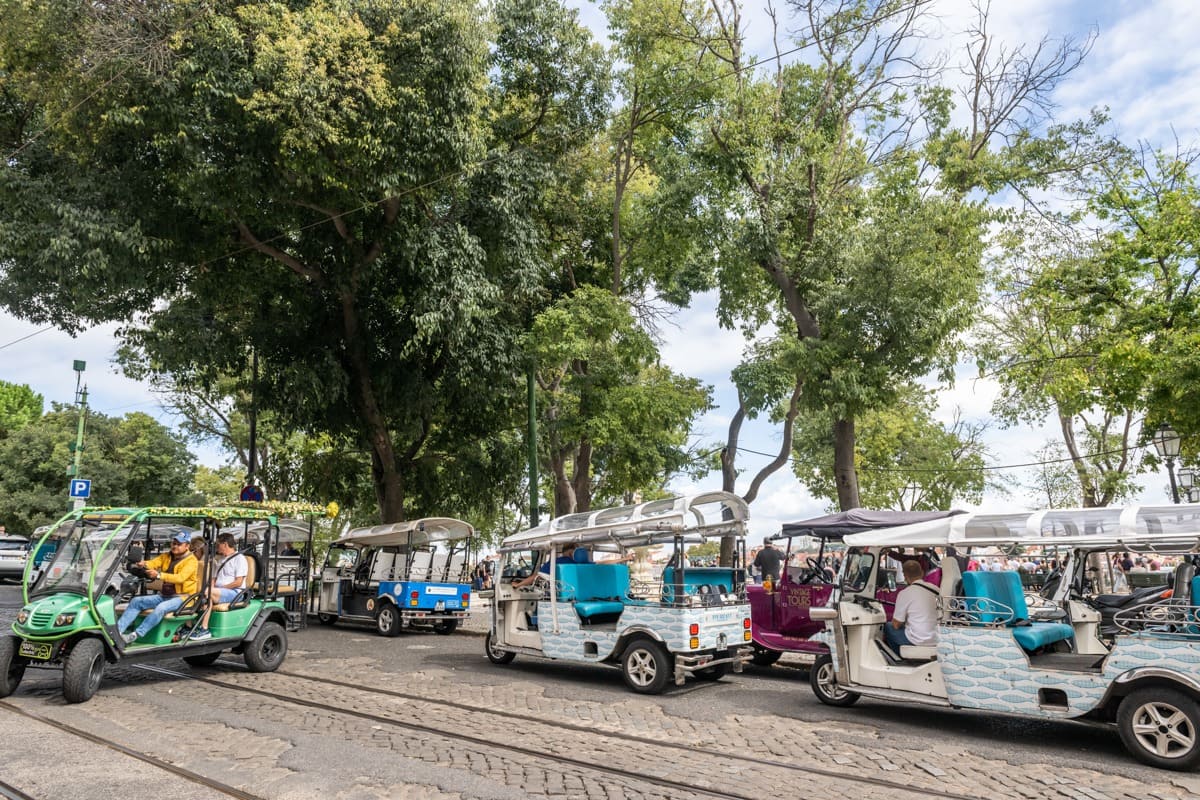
[191, 532, 249, 641]
[885, 560, 939, 650]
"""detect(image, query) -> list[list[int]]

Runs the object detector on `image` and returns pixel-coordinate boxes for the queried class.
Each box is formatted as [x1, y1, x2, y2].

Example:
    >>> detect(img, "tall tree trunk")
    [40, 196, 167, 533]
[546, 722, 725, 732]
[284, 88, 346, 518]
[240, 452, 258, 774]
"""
[833, 417, 860, 510]
[551, 447, 577, 517]
[572, 439, 593, 513]
[340, 291, 405, 522]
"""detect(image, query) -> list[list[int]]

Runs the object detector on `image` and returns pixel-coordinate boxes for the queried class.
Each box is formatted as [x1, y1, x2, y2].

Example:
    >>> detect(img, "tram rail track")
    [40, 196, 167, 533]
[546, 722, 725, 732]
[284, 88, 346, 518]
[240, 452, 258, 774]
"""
[137, 660, 976, 800]
[0, 700, 266, 800]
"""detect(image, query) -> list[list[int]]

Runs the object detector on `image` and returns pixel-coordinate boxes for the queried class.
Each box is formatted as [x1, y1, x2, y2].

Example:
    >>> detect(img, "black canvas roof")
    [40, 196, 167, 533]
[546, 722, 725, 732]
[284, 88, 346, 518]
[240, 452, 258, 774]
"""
[774, 509, 965, 540]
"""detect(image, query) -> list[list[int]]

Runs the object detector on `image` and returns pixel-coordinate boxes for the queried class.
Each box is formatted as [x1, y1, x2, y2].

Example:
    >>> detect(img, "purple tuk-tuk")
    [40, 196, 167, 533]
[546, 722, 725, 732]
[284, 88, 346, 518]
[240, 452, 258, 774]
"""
[748, 509, 963, 666]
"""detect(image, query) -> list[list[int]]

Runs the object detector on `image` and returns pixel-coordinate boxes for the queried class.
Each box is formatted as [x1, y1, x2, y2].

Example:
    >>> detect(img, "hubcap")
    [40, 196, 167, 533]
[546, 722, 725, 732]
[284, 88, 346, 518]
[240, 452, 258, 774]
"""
[88, 654, 103, 689]
[1132, 701, 1196, 758]
[817, 662, 845, 700]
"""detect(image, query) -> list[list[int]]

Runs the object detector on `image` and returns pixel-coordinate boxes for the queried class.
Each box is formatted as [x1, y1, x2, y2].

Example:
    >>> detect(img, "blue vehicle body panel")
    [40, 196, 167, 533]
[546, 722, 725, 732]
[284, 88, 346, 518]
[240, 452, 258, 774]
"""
[379, 580, 470, 612]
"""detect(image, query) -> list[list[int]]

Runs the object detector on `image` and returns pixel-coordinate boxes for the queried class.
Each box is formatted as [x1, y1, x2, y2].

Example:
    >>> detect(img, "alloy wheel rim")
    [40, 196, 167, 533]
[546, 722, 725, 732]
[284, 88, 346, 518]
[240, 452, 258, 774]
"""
[1132, 701, 1195, 758]
[817, 662, 845, 699]
[629, 650, 657, 686]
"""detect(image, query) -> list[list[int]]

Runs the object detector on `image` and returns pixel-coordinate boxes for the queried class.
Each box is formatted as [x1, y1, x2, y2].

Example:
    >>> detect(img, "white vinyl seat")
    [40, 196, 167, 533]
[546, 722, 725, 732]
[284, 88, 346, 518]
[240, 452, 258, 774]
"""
[899, 645, 938, 660]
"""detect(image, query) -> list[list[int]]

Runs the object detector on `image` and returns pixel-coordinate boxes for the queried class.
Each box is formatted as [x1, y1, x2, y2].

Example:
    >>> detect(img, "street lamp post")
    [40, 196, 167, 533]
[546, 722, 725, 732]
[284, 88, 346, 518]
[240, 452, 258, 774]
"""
[1152, 423, 1183, 504]
[1180, 467, 1196, 502]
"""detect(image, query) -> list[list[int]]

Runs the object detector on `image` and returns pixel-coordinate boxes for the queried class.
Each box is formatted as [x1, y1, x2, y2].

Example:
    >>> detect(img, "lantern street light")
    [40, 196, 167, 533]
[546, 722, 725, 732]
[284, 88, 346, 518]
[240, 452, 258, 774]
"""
[1180, 467, 1196, 492]
[1189, 486, 1200, 504]
[1151, 423, 1183, 503]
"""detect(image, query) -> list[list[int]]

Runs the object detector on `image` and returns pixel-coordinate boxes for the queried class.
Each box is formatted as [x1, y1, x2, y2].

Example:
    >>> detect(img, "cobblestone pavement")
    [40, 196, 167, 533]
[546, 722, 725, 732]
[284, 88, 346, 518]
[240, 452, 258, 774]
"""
[2, 592, 1200, 799]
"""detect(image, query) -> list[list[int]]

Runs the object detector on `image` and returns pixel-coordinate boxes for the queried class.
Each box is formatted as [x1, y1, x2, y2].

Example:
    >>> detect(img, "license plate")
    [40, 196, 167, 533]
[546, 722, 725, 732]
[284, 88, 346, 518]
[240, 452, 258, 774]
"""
[18, 641, 52, 660]
[435, 601, 446, 611]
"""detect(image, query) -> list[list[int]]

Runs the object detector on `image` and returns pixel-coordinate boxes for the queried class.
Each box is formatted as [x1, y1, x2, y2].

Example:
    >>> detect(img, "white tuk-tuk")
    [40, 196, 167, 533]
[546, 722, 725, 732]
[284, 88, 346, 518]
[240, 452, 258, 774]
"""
[810, 504, 1200, 770]
[485, 491, 753, 694]
[314, 518, 474, 636]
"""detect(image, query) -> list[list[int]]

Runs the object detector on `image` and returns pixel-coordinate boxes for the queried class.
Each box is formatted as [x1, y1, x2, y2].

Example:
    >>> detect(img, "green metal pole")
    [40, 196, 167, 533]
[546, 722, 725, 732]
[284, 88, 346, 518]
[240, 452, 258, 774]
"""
[71, 386, 87, 510]
[527, 362, 538, 527]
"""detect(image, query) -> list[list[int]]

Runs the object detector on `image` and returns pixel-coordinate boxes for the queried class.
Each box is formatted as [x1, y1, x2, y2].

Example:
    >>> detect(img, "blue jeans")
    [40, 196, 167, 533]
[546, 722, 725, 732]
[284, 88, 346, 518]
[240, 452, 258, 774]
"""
[118, 594, 185, 637]
[884, 622, 912, 650]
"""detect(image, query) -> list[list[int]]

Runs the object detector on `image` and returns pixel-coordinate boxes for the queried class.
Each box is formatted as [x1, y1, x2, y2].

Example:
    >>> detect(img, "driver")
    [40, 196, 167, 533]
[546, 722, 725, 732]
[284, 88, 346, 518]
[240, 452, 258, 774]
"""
[512, 548, 559, 589]
[753, 541, 785, 584]
[116, 530, 199, 645]
[885, 559, 939, 651]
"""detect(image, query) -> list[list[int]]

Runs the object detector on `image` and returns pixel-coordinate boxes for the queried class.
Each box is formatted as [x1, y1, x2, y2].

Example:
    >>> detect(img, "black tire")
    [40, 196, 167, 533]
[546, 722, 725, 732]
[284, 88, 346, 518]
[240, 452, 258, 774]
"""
[0, 636, 25, 697]
[750, 643, 782, 667]
[376, 602, 402, 637]
[243, 621, 287, 673]
[696, 657, 730, 681]
[621, 638, 672, 694]
[1117, 686, 1200, 770]
[432, 619, 458, 636]
[810, 653, 860, 707]
[317, 613, 338, 626]
[485, 631, 515, 664]
[184, 651, 223, 667]
[63, 637, 106, 703]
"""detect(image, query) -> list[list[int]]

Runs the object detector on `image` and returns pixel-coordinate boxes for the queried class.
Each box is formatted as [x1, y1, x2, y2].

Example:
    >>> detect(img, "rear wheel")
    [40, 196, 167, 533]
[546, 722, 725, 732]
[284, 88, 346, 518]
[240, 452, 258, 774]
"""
[0, 636, 25, 697]
[621, 639, 672, 694]
[750, 643, 782, 667]
[432, 619, 458, 636]
[810, 654, 859, 707]
[376, 602, 402, 637]
[184, 651, 223, 667]
[696, 655, 730, 681]
[317, 613, 338, 626]
[485, 631, 515, 664]
[1118, 687, 1200, 770]
[63, 637, 105, 703]
[244, 622, 287, 673]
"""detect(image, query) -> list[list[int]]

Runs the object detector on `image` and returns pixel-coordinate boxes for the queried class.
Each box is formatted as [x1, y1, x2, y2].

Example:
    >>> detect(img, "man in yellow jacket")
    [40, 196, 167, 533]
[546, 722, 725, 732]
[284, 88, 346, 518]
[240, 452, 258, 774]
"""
[117, 530, 199, 645]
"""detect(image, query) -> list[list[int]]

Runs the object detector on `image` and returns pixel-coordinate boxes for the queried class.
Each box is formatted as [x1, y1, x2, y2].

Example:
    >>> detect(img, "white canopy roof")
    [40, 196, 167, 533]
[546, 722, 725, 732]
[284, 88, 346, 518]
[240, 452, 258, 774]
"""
[336, 518, 474, 548]
[843, 504, 1200, 549]
[499, 491, 749, 552]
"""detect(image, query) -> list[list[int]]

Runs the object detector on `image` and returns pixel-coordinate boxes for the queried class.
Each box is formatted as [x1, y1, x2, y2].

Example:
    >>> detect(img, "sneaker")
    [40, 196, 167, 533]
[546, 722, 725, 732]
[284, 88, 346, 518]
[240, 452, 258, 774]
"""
[190, 627, 212, 641]
[122, 631, 138, 645]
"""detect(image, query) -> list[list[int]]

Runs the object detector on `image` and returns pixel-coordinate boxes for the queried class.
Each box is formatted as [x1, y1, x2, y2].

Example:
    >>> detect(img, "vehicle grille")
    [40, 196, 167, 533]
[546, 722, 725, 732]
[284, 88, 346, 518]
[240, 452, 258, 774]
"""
[31, 610, 55, 626]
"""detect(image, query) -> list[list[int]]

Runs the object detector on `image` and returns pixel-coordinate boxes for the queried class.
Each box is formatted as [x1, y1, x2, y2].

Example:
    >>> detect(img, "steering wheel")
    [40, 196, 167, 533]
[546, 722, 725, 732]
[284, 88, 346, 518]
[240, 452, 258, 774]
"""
[803, 557, 831, 585]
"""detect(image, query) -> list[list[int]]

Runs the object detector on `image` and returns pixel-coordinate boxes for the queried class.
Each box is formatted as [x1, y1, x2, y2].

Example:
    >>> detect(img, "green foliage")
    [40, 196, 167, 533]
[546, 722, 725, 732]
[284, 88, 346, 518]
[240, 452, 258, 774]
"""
[792, 385, 998, 510]
[0, 380, 42, 436]
[0, 405, 196, 535]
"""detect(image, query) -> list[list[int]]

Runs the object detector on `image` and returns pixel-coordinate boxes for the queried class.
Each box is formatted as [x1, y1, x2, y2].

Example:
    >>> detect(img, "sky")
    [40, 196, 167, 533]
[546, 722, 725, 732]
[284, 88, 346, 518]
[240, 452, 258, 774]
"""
[2, 0, 1198, 542]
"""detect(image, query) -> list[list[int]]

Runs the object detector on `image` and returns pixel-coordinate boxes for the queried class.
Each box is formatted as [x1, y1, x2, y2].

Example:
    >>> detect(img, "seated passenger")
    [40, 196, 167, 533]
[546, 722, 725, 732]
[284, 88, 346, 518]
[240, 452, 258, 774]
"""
[884, 559, 939, 651]
[117, 531, 199, 644]
[191, 532, 248, 641]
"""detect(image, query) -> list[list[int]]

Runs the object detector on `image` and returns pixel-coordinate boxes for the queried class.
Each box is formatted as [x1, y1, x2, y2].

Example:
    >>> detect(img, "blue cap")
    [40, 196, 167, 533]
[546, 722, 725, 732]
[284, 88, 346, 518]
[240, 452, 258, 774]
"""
[172, 530, 191, 544]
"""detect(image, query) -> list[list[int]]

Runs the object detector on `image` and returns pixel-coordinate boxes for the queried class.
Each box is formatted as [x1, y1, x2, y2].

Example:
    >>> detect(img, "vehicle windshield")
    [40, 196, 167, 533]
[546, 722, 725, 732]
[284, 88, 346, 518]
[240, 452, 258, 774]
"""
[0, 539, 28, 552]
[326, 545, 359, 570]
[841, 550, 875, 592]
[28, 515, 137, 597]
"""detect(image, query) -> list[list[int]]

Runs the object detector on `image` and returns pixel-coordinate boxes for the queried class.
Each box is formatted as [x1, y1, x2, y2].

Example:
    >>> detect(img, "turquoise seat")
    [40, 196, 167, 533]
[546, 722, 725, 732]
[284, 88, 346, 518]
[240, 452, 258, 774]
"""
[961, 571, 1073, 653]
[556, 563, 629, 620]
[661, 567, 736, 603]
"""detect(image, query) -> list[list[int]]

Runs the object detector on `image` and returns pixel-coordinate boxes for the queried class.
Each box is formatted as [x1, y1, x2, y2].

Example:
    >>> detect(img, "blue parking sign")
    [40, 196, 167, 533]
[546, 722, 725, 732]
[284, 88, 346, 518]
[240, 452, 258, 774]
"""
[69, 479, 92, 499]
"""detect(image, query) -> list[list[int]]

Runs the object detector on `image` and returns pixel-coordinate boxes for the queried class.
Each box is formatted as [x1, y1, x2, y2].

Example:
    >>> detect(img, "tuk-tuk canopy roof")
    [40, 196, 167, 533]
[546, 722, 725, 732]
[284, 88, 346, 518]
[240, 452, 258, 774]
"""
[336, 518, 474, 548]
[775, 509, 965, 541]
[76, 506, 280, 525]
[499, 491, 749, 553]
[842, 504, 1200, 549]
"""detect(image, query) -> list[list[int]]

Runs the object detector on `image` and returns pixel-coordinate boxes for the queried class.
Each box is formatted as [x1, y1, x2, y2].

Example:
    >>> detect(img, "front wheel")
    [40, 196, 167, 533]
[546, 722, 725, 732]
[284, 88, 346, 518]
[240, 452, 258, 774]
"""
[0, 636, 26, 697]
[750, 643, 782, 667]
[485, 631, 515, 664]
[432, 619, 458, 636]
[1118, 687, 1200, 770]
[376, 602, 402, 637]
[810, 654, 859, 707]
[63, 637, 106, 703]
[621, 639, 672, 694]
[244, 622, 287, 673]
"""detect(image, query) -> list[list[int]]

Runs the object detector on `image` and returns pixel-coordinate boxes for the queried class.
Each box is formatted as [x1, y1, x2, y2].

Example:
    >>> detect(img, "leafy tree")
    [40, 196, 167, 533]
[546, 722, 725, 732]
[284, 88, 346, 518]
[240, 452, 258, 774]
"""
[1023, 442, 1086, 509]
[0, 0, 608, 523]
[528, 285, 710, 515]
[0, 380, 42, 436]
[0, 406, 195, 535]
[792, 385, 1000, 511]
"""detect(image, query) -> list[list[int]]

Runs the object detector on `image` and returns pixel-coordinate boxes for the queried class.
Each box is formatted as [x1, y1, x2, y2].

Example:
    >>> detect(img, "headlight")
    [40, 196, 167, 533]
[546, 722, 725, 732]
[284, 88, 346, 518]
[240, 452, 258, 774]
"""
[54, 613, 76, 627]
[16, 610, 29, 624]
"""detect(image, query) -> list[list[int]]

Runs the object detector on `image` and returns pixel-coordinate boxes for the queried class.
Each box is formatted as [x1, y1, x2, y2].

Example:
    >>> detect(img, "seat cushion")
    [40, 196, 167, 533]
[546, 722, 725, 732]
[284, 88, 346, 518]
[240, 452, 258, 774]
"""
[574, 600, 624, 619]
[1012, 622, 1074, 651]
